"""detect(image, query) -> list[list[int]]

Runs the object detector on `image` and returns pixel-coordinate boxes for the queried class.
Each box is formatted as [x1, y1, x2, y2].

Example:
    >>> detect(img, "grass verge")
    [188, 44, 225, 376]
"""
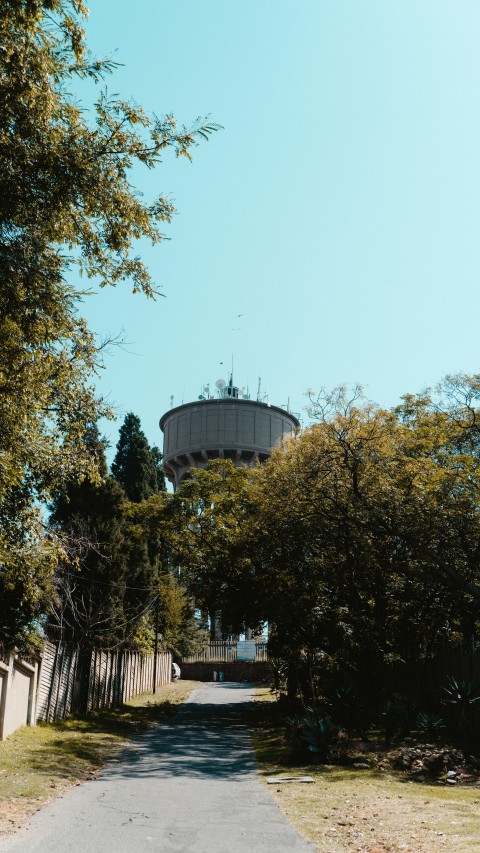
[251, 687, 480, 853]
[0, 679, 197, 836]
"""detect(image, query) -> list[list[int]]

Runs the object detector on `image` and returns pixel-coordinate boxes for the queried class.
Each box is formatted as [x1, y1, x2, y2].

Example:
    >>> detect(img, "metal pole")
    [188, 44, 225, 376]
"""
[153, 596, 159, 694]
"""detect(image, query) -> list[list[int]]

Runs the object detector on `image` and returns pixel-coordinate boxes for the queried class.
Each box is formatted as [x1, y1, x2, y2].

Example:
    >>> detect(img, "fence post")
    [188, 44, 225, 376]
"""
[0, 654, 13, 739]
[153, 597, 159, 694]
[54, 643, 67, 720]
[102, 651, 108, 708]
[44, 642, 60, 722]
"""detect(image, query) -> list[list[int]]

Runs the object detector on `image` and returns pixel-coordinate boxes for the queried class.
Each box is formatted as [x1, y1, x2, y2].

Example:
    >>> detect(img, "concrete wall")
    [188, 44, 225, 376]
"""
[160, 398, 299, 488]
[0, 652, 39, 740]
[180, 661, 271, 683]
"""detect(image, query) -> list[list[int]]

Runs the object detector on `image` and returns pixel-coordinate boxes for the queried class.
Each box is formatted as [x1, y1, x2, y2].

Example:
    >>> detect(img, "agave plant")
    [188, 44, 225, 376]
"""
[416, 711, 446, 742]
[284, 714, 308, 757]
[301, 711, 341, 761]
[441, 677, 480, 707]
[441, 677, 480, 737]
[285, 711, 341, 761]
[329, 684, 372, 738]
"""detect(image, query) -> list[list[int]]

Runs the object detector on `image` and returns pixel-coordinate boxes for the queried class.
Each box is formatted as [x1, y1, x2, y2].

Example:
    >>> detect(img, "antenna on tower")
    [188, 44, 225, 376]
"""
[257, 377, 261, 401]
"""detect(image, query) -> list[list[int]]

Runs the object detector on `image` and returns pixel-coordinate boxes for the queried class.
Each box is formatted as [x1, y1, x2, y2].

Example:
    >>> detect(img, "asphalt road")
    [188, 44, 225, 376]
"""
[0, 682, 313, 852]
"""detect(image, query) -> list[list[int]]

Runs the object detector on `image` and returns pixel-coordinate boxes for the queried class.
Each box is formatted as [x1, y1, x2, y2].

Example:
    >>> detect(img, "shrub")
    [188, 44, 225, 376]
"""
[329, 684, 373, 738]
[382, 693, 418, 746]
[416, 711, 446, 742]
[301, 713, 341, 761]
[284, 714, 309, 758]
[285, 710, 340, 762]
[441, 677, 480, 740]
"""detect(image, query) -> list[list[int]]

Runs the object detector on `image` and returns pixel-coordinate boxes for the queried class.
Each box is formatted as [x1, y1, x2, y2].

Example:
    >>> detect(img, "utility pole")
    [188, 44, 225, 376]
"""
[152, 596, 159, 694]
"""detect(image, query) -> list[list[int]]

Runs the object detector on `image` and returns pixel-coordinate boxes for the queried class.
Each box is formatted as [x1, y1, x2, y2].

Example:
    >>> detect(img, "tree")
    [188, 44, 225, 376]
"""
[391, 377, 480, 609]
[123, 493, 210, 656]
[111, 413, 165, 501]
[48, 427, 153, 649]
[49, 430, 177, 651]
[169, 460, 260, 639]
[49, 468, 130, 648]
[155, 574, 208, 658]
[251, 383, 480, 698]
[0, 1, 219, 648]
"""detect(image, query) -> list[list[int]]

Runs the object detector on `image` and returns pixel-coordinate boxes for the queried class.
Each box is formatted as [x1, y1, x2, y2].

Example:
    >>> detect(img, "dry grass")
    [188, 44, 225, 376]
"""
[251, 687, 480, 853]
[0, 679, 197, 836]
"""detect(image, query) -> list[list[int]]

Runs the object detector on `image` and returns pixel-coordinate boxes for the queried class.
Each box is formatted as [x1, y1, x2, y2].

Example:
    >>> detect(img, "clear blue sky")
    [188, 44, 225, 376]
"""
[79, 1, 480, 457]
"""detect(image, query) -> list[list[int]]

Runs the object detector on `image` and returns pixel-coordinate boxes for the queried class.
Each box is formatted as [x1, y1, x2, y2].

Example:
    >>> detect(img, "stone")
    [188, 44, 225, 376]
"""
[266, 776, 315, 784]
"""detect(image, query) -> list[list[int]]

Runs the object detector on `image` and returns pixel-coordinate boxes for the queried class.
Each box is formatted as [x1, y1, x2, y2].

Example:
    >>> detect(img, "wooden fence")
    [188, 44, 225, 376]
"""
[36, 641, 171, 724]
[380, 645, 480, 696]
[181, 641, 268, 664]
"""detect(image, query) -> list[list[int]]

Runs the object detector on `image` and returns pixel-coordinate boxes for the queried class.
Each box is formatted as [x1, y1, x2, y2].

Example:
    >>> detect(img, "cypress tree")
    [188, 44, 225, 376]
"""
[49, 425, 162, 649]
[111, 413, 166, 501]
[49, 429, 129, 647]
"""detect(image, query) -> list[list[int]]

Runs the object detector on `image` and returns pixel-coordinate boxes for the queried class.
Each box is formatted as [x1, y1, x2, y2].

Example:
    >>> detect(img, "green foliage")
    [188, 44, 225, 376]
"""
[170, 460, 258, 637]
[382, 694, 419, 746]
[156, 574, 208, 658]
[0, 1, 219, 647]
[285, 712, 340, 762]
[301, 713, 341, 760]
[441, 676, 480, 739]
[49, 464, 133, 647]
[119, 492, 210, 655]
[329, 684, 372, 738]
[441, 677, 480, 708]
[49, 426, 169, 650]
[111, 413, 165, 501]
[416, 711, 446, 742]
[0, 1, 221, 296]
[251, 378, 480, 701]
[50, 473, 197, 652]
[284, 714, 310, 758]
[118, 459, 259, 649]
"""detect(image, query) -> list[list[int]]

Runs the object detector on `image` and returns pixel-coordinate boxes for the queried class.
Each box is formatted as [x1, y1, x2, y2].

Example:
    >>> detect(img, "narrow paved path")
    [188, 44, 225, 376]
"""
[0, 683, 313, 852]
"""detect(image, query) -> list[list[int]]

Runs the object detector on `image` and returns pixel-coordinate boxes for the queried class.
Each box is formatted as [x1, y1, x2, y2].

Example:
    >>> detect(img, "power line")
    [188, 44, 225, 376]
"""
[88, 595, 160, 634]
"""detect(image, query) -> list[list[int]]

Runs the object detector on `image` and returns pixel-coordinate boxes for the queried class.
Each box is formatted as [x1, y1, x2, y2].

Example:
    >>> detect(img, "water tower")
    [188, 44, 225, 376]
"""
[159, 376, 299, 489]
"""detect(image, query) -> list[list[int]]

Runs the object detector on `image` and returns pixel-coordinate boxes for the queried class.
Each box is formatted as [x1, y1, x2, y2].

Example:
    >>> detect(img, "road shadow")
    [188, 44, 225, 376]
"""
[102, 685, 257, 781]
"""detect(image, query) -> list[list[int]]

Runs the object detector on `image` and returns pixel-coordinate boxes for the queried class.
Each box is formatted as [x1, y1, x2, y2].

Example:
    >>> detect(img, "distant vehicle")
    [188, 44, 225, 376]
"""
[172, 662, 181, 680]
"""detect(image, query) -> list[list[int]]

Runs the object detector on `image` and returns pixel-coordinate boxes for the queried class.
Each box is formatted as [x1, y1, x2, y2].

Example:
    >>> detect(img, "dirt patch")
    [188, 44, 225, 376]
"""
[251, 689, 480, 852]
[270, 768, 480, 852]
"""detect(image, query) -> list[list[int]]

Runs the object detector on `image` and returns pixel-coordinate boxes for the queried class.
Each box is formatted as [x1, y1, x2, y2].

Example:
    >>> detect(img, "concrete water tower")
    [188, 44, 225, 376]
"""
[159, 376, 299, 489]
